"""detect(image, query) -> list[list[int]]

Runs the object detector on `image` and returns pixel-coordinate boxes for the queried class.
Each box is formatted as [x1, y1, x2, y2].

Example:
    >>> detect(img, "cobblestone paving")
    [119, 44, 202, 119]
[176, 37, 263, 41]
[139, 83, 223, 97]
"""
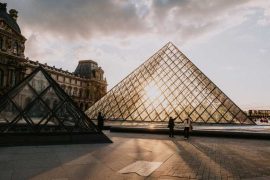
[0, 132, 270, 180]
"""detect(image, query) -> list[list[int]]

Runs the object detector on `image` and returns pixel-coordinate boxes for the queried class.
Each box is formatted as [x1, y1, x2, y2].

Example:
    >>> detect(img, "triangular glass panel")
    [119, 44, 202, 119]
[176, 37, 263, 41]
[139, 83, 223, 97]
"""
[0, 99, 19, 124]
[26, 99, 50, 125]
[86, 42, 254, 125]
[12, 84, 37, 110]
[17, 116, 30, 125]
[41, 87, 63, 110]
[55, 102, 77, 127]
[0, 66, 111, 145]
[28, 71, 50, 94]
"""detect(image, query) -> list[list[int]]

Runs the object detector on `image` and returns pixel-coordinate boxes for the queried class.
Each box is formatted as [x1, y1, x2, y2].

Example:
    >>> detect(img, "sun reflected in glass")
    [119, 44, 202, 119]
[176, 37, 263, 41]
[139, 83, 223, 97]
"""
[145, 83, 160, 101]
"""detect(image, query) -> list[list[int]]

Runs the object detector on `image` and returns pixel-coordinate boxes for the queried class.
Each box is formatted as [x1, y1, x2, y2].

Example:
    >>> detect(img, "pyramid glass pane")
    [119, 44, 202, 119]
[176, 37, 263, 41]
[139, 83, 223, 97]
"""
[0, 99, 19, 124]
[29, 71, 50, 94]
[86, 42, 254, 125]
[26, 99, 50, 125]
[12, 84, 37, 110]
[41, 87, 63, 110]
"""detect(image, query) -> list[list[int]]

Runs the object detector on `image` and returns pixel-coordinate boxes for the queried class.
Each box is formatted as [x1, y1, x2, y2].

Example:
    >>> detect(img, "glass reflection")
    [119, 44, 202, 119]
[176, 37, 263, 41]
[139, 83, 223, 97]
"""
[145, 82, 160, 101]
[0, 67, 98, 133]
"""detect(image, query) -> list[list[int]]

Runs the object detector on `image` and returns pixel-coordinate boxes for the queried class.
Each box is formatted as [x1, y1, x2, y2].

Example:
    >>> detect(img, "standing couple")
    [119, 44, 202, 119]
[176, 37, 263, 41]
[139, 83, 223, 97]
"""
[168, 116, 192, 139]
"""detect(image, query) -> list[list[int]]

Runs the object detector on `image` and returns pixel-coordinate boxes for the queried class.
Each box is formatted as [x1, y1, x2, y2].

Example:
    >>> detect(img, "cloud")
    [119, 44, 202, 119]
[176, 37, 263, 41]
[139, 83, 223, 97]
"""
[10, 0, 148, 40]
[5, 0, 268, 61]
[5, 1, 266, 63]
[252, 0, 270, 26]
[8, 0, 267, 42]
[149, 0, 257, 42]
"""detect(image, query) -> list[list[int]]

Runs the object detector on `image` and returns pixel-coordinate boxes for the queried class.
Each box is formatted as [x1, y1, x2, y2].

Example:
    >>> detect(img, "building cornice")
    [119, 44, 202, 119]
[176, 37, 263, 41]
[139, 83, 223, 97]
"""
[24, 59, 107, 84]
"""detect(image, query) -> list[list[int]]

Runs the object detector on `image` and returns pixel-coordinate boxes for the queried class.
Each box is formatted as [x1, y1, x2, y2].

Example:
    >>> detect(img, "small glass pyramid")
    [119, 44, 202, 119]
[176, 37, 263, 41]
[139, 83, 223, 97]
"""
[0, 66, 111, 145]
[86, 42, 254, 125]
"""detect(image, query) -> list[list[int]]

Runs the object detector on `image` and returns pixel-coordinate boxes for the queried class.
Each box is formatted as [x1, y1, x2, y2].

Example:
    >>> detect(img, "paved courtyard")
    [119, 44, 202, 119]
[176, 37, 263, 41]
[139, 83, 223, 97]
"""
[1, 132, 270, 180]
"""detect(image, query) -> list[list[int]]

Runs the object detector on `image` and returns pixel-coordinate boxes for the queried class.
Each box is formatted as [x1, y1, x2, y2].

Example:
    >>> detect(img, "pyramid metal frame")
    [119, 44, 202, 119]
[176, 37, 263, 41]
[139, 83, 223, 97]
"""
[0, 66, 111, 145]
[86, 42, 254, 125]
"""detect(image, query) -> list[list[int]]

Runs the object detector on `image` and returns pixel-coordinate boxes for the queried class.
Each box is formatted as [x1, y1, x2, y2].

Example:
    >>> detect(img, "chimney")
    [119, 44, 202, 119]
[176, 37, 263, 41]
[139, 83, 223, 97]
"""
[9, 9, 18, 21]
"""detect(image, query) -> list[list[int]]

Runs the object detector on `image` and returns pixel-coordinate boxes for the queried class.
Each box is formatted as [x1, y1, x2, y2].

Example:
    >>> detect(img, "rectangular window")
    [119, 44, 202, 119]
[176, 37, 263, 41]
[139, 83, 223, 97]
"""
[12, 71, 16, 86]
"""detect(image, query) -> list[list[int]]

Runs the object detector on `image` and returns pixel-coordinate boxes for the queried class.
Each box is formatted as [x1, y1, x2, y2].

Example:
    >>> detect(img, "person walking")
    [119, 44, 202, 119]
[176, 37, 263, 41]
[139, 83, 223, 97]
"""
[168, 117, 176, 138]
[183, 116, 192, 140]
[97, 112, 104, 130]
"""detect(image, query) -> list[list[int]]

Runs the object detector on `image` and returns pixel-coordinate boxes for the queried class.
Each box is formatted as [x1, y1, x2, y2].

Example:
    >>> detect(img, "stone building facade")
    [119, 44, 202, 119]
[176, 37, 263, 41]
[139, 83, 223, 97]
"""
[0, 3, 107, 111]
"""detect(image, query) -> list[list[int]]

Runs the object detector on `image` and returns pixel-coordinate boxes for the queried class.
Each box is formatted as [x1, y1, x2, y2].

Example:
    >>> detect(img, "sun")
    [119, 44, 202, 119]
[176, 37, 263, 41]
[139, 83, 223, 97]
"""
[145, 83, 160, 101]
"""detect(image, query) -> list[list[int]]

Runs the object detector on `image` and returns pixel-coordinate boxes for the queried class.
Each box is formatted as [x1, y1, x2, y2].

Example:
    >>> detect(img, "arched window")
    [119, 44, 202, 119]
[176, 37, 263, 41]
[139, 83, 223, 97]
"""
[73, 87, 77, 96]
[79, 89, 82, 97]
[68, 86, 72, 95]
[0, 69, 3, 87]
[86, 89, 90, 98]
[13, 42, 19, 55]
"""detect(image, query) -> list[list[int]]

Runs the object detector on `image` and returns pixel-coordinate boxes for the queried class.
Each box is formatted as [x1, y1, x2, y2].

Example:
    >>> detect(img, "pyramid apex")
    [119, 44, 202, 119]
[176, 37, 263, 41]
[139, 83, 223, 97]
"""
[164, 41, 172, 47]
[166, 41, 175, 46]
[164, 41, 179, 51]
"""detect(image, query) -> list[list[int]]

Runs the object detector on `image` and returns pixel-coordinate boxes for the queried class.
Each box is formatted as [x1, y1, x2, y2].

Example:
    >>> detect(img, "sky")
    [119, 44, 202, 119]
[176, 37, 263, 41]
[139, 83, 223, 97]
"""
[6, 0, 270, 110]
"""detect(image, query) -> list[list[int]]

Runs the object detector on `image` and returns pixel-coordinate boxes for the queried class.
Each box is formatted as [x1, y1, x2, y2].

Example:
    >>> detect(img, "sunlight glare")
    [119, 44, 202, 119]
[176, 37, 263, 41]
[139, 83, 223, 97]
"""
[145, 83, 161, 101]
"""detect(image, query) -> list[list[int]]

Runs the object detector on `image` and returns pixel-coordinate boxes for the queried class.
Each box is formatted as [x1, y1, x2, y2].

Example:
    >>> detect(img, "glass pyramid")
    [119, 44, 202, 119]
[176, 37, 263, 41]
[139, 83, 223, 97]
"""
[0, 66, 111, 145]
[86, 42, 254, 125]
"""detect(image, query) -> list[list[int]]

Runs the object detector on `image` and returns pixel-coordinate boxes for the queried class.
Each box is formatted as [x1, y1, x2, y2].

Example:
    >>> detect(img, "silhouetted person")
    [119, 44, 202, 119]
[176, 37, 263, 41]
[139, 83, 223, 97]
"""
[183, 116, 192, 139]
[168, 117, 176, 138]
[97, 112, 104, 130]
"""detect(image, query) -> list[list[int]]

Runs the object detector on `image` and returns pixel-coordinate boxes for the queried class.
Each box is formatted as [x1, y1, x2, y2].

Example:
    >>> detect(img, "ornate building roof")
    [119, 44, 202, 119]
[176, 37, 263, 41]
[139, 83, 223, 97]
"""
[74, 60, 99, 78]
[0, 3, 21, 34]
